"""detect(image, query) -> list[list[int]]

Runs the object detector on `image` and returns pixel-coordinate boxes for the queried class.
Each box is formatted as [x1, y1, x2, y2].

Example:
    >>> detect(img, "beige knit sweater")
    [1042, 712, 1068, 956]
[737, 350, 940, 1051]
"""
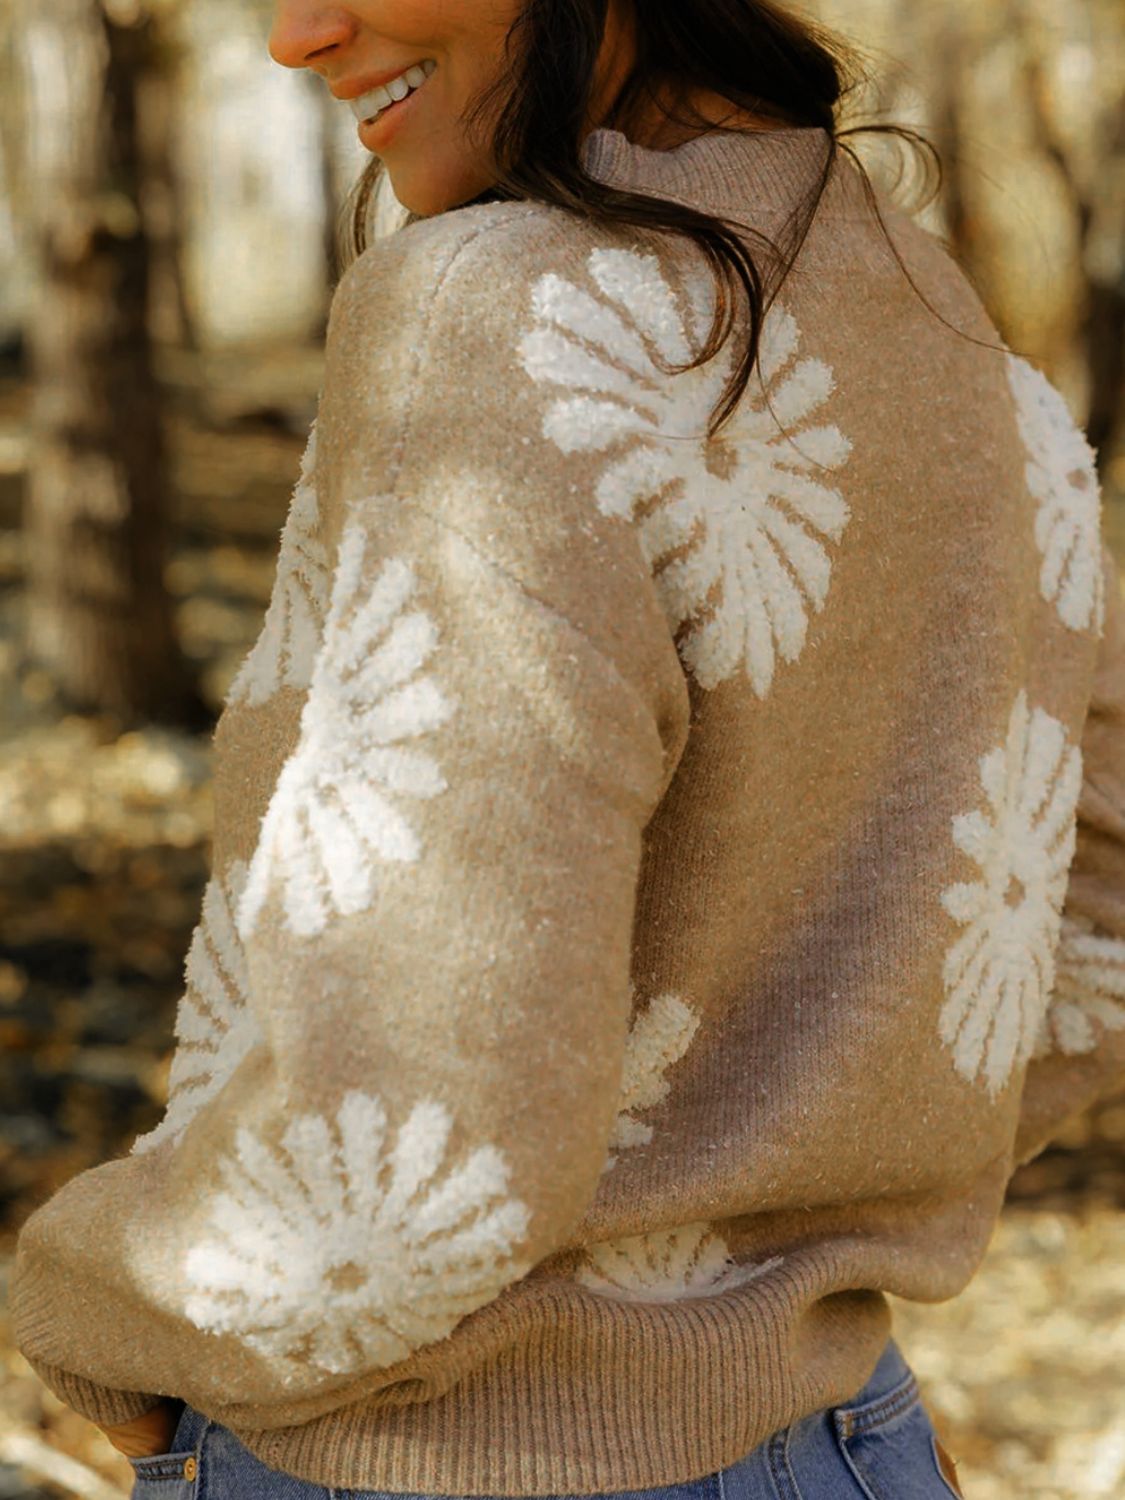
[11, 124, 1125, 1496]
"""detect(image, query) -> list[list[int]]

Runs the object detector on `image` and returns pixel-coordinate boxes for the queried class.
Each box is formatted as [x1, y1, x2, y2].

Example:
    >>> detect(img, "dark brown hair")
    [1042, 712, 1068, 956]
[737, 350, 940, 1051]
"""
[341, 0, 991, 441]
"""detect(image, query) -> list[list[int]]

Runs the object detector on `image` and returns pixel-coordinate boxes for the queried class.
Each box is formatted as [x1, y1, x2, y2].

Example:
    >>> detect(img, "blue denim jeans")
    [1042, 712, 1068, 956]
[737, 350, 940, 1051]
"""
[128, 1337, 964, 1500]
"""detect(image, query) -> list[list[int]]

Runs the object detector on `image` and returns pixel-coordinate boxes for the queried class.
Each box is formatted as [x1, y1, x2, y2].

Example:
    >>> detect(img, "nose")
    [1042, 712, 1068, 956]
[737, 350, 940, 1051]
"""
[268, 3, 357, 70]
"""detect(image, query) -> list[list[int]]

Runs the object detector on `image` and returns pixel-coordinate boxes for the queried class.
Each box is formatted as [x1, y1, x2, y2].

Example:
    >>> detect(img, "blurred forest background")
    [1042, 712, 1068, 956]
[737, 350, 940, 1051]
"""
[0, 0, 1123, 1495]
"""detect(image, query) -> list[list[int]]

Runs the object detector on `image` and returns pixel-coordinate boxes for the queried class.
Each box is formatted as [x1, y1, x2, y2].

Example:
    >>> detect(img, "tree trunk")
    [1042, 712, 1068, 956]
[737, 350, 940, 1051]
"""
[19, 0, 208, 726]
[137, 2, 198, 351]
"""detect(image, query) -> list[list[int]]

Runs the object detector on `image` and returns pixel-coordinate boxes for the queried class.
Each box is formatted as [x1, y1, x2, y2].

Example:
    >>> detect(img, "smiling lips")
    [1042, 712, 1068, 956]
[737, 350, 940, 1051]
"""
[348, 60, 436, 124]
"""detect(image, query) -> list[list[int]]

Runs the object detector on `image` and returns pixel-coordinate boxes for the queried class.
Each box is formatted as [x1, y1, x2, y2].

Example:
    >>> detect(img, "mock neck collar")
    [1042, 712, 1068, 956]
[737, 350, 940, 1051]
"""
[578, 124, 851, 222]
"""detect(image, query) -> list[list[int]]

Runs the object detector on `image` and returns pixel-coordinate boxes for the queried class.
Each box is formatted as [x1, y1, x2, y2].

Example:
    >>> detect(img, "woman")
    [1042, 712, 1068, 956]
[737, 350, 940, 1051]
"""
[12, 1, 1125, 1497]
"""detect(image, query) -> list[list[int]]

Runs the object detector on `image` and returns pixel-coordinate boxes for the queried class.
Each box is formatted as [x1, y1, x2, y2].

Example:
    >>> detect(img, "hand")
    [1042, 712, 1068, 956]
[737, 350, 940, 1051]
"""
[96, 1398, 185, 1459]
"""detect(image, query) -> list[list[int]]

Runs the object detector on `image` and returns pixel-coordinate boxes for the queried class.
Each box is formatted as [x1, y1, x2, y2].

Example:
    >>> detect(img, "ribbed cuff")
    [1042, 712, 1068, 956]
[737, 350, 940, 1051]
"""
[10, 1242, 164, 1427]
[20, 1353, 164, 1428]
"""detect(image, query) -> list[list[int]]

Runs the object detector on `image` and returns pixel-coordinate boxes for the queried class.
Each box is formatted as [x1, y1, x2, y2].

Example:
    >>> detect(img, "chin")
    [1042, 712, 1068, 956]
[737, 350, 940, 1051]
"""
[386, 161, 496, 220]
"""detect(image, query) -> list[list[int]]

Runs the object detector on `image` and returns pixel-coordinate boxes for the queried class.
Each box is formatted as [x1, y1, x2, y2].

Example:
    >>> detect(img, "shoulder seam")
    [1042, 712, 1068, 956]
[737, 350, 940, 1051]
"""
[342, 203, 564, 498]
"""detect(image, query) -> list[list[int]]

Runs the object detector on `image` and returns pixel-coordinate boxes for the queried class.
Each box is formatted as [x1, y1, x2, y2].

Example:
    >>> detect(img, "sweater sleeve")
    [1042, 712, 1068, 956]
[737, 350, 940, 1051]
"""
[1013, 537, 1125, 1168]
[9, 209, 692, 1430]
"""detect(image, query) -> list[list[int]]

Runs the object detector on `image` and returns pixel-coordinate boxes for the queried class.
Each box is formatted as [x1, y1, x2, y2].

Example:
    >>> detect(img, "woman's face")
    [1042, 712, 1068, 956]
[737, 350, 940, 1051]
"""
[269, 1, 636, 218]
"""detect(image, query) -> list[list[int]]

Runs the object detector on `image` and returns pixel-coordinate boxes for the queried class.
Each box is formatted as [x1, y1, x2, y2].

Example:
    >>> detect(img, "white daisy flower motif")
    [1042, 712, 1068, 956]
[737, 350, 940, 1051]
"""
[131, 860, 261, 1156]
[183, 1089, 533, 1376]
[516, 247, 853, 694]
[1032, 912, 1125, 1058]
[576, 1222, 783, 1303]
[1005, 355, 1104, 636]
[237, 522, 457, 940]
[938, 688, 1083, 1097]
[601, 988, 701, 1175]
[226, 420, 332, 708]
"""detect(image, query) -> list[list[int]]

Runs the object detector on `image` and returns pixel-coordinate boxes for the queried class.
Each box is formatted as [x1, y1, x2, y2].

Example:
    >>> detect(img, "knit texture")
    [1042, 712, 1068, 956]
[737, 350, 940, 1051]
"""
[11, 124, 1125, 1495]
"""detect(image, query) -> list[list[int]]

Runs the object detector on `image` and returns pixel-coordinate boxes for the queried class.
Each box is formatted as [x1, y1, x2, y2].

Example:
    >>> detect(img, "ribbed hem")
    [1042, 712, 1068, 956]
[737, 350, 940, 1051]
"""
[13, 1225, 895, 1493]
[13, 1225, 893, 1493]
[229, 1253, 891, 1495]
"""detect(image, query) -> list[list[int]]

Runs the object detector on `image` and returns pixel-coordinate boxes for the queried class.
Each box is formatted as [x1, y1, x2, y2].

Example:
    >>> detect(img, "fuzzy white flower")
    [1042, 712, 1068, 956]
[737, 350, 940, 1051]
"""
[939, 689, 1082, 1096]
[1033, 912, 1125, 1057]
[226, 420, 331, 708]
[183, 1089, 533, 1375]
[601, 988, 700, 1175]
[517, 247, 852, 693]
[1006, 355, 1104, 635]
[576, 1221, 783, 1303]
[131, 860, 261, 1156]
[237, 522, 456, 940]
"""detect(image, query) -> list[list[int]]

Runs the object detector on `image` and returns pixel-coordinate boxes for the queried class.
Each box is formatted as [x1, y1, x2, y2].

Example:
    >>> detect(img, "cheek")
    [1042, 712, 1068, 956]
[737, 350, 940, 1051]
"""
[352, 0, 436, 30]
[357, 0, 506, 46]
[441, 0, 523, 69]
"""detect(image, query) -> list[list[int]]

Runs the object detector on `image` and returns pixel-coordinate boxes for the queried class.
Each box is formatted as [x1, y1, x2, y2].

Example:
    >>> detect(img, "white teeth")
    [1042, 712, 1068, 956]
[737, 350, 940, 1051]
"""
[347, 61, 436, 124]
[349, 85, 389, 120]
